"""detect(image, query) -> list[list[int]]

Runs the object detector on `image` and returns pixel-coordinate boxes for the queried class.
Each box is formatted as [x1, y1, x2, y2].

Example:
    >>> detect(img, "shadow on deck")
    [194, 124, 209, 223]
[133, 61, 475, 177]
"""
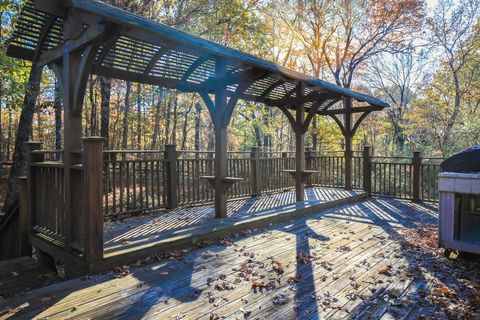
[102, 188, 365, 262]
[2, 197, 467, 320]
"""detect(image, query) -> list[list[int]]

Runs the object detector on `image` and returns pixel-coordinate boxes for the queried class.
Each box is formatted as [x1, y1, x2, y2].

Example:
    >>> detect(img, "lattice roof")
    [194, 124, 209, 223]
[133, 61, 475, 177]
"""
[7, 0, 389, 113]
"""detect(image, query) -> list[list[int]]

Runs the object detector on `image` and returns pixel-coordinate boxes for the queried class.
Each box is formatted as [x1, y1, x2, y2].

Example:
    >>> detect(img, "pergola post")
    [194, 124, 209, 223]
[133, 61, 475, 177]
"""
[213, 58, 229, 218]
[55, 14, 104, 251]
[199, 58, 230, 218]
[295, 83, 306, 201]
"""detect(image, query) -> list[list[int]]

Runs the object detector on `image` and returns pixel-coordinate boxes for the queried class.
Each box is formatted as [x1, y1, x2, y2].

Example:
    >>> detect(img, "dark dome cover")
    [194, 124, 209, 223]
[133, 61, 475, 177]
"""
[440, 146, 480, 173]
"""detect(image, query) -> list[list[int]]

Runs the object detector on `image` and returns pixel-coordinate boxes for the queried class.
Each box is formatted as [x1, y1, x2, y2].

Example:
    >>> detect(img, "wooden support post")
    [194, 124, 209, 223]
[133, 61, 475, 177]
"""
[18, 176, 31, 257]
[295, 83, 305, 201]
[412, 151, 422, 202]
[62, 51, 82, 251]
[344, 98, 353, 190]
[251, 147, 261, 197]
[164, 144, 178, 209]
[213, 58, 229, 218]
[362, 146, 372, 196]
[82, 137, 104, 263]
[25, 141, 43, 230]
[53, 13, 104, 252]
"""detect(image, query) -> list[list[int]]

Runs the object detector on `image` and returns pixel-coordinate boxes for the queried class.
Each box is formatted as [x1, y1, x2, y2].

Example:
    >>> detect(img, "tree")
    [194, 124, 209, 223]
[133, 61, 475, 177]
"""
[426, 0, 480, 154]
[3, 65, 43, 210]
[366, 49, 427, 152]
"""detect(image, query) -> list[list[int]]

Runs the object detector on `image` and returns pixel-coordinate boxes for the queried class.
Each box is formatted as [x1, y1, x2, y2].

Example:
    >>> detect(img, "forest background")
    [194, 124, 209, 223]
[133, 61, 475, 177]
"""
[0, 0, 479, 172]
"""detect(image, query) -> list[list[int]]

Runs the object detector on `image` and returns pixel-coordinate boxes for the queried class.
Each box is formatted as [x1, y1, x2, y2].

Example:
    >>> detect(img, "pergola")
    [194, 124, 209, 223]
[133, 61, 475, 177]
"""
[8, 0, 388, 219]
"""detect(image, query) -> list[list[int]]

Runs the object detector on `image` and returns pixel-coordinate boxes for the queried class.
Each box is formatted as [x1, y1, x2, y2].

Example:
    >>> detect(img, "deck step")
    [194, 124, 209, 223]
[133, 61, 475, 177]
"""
[93, 191, 368, 273]
[0, 257, 61, 299]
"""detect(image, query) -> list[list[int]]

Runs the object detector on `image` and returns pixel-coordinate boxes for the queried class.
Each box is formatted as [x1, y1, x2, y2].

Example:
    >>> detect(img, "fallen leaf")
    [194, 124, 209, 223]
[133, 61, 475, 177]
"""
[378, 266, 391, 275]
[273, 293, 288, 305]
[272, 261, 284, 274]
[297, 252, 312, 264]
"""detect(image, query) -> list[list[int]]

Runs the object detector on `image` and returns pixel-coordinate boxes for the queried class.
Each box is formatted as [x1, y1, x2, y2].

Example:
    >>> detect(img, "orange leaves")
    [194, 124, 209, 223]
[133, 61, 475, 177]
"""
[272, 261, 284, 274]
[251, 280, 269, 288]
[430, 284, 457, 299]
[287, 275, 305, 284]
[378, 265, 392, 275]
[296, 252, 312, 264]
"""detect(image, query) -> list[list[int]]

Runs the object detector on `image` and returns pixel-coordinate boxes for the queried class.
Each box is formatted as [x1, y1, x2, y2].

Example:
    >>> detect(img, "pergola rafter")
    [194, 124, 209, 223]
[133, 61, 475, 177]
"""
[7, 0, 389, 220]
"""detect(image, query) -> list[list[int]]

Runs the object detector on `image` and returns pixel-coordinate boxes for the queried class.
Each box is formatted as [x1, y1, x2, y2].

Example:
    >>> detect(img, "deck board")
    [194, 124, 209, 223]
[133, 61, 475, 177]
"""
[0, 197, 441, 320]
[103, 187, 361, 256]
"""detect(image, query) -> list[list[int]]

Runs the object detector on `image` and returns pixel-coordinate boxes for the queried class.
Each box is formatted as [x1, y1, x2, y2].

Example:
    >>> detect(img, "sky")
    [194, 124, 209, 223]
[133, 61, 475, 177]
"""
[426, 0, 438, 9]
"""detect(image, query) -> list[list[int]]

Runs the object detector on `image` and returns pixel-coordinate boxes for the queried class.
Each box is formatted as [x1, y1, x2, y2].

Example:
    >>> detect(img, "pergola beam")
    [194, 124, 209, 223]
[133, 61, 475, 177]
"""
[263, 92, 338, 108]
[92, 65, 205, 92]
[37, 22, 105, 66]
[201, 67, 264, 88]
[143, 47, 171, 77]
[318, 105, 383, 116]
[180, 57, 207, 82]
[34, 0, 67, 17]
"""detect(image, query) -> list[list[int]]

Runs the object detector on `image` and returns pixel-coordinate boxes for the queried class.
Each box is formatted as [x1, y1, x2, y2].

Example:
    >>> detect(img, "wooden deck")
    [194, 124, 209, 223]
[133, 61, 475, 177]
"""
[0, 197, 443, 320]
[103, 187, 362, 257]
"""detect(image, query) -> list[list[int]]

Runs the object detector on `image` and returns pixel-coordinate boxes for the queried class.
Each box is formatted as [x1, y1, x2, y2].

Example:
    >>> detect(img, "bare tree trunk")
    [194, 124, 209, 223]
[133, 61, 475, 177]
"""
[163, 92, 171, 146]
[121, 81, 131, 150]
[180, 100, 193, 150]
[0, 61, 2, 173]
[89, 75, 98, 136]
[311, 116, 317, 150]
[3, 65, 43, 211]
[262, 109, 271, 151]
[207, 122, 214, 151]
[54, 77, 62, 155]
[136, 85, 142, 149]
[6, 109, 12, 160]
[36, 105, 42, 143]
[442, 69, 462, 156]
[251, 111, 262, 147]
[151, 88, 163, 150]
[171, 96, 178, 145]
[194, 102, 201, 153]
[100, 76, 111, 149]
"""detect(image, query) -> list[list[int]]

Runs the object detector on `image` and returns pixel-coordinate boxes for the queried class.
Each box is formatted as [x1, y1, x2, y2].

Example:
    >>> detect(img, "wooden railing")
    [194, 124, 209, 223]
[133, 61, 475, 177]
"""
[12, 142, 445, 264]
[420, 157, 444, 202]
[365, 151, 444, 202]
[260, 152, 295, 192]
[100, 146, 444, 217]
[25, 145, 445, 222]
[103, 150, 166, 217]
[177, 151, 214, 205]
[370, 156, 413, 199]
[0, 194, 27, 260]
[2, 137, 451, 274]
[21, 139, 104, 264]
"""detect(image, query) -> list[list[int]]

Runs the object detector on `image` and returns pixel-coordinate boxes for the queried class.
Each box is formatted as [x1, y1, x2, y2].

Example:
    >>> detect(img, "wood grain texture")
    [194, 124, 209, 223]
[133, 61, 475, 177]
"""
[0, 197, 438, 319]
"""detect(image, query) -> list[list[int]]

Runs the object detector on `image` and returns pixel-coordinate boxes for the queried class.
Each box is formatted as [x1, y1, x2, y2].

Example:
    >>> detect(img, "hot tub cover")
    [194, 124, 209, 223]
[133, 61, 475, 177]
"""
[441, 146, 480, 173]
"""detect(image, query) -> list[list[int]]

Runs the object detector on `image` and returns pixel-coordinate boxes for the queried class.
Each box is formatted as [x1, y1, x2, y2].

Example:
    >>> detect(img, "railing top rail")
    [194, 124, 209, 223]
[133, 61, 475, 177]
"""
[95, 148, 447, 160]
[104, 150, 164, 154]
[31, 150, 63, 154]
